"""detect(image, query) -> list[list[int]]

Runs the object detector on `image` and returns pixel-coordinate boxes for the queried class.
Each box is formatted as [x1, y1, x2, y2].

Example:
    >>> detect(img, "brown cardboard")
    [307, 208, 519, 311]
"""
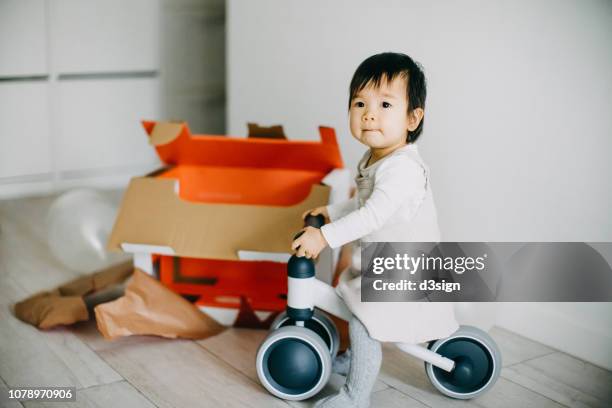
[247, 122, 287, 139]
[149, 121, 184, 146]
[108, 178, 330, 260]
[95, 269, 225, 340]
[107, 120, 341, 261]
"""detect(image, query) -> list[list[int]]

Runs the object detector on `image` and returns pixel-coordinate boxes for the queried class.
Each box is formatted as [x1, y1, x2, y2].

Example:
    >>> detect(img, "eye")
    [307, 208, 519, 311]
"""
[353, 101, 365, 108]
[382, 101, 392, 108]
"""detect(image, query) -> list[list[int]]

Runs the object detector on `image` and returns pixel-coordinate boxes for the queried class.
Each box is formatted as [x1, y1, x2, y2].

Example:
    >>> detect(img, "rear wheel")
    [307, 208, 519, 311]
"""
[425, 326, 501, 399]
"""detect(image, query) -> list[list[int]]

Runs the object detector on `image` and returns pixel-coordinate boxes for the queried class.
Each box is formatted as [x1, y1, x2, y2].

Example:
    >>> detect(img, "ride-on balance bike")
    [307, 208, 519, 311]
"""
[256, 214, 501, 401]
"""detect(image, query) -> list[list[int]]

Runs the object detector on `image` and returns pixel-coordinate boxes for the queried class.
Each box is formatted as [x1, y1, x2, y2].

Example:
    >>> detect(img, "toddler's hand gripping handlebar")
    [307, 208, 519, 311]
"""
[286, 213, 325, 321]
[292, 213, 326, 242]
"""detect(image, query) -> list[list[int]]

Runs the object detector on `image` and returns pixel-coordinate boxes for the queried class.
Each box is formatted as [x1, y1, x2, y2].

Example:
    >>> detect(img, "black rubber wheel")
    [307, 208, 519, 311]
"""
[256, 326, 331, 400]
[425, 326, 501, 399]
[271, 309, 339, 358]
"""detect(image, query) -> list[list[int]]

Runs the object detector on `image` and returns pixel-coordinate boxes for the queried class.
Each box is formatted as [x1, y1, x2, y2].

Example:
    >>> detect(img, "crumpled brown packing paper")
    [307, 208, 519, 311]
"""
[14, 290, 88, 330]
[95, 268, 225, 340]
[14, 260, 133, 329]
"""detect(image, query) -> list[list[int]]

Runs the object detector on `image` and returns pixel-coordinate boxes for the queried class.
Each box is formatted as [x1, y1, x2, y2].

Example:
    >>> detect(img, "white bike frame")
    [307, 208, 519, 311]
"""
[287, 269, 455, 373]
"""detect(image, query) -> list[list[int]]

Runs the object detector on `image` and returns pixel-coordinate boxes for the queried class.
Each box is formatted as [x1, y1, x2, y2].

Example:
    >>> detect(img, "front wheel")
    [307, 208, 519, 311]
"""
[256, 326, 332, 401]
[270, 309, 340, 359]
[425, 325, 502, 399]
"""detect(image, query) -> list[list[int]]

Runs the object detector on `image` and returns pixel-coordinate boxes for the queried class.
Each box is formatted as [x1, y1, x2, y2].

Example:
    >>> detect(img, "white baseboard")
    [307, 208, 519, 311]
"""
[497, 302, 612, 370]
[0, 177, 56, 199]
[0, 163, 159, 199]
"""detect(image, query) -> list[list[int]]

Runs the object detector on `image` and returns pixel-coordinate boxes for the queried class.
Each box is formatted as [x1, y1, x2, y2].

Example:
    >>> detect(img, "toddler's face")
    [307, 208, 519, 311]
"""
[349, 76, 411, 150]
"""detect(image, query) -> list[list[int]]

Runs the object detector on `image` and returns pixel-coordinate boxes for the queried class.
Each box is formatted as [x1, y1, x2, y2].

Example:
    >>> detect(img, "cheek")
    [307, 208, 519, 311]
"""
[349, 112, 361, 135]
[386, 111, 408, 133]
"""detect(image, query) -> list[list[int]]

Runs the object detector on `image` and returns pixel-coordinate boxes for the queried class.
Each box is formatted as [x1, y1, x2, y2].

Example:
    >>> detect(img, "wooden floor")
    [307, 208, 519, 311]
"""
[1, 191, 611, 408]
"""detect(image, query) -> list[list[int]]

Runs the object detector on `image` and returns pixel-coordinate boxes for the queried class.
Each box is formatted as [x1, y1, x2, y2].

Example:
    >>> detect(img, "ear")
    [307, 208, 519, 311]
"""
[406, 108, 424, 132]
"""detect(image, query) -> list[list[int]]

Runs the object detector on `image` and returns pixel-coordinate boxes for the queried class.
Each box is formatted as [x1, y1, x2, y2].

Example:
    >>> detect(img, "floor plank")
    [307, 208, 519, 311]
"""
[0, 209, 81, 295]
[469, 377, 567, 408]
[197, 326, 389, 408]
[38, 327, 124, 389]
[24, 380, 156, 408]
[0, 304, 100, 389]
[196, 328, 267, 381]
[371, 387, 431, 408]
[286, 383, 431, 408]
[0, 193, 130, 296]
[502, 352, 612, 408]
[0, 195, 126, 391]
[377, 343, 567, 408]
[97, 337, 291, 408]
[0, 276, 122, 390]
[503, 364, 599, 408]
[0, 377, 24, 408]
[489, 326, 555, 367]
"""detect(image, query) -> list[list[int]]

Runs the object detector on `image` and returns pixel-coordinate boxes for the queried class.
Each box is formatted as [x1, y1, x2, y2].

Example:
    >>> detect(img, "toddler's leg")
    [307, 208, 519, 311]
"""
[332, 348, 351, 375]
[314, 316, 381, 408]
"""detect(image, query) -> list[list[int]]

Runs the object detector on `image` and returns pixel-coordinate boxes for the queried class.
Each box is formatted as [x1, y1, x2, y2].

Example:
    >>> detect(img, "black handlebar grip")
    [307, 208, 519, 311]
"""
[292, 213, 326, 242]
[304, 213, 325, 229]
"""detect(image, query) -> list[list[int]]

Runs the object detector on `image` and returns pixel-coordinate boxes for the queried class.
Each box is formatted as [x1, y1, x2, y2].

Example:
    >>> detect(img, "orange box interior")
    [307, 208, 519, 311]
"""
[157, 165, 327, 206]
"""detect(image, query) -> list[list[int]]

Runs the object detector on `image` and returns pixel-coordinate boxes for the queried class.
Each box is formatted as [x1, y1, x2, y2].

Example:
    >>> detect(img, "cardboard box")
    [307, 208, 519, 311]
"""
[108, 121, 349, 325]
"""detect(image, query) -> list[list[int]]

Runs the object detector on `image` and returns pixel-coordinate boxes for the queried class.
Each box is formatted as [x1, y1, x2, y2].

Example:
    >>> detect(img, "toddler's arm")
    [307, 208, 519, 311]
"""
[321, 157, 426, 249]
[327, 196, 358, 221]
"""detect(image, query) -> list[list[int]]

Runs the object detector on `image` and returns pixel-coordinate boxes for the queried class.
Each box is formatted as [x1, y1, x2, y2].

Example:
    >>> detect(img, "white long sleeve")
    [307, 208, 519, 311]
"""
[321, 155, 426, 249]
[326, 196, 358, 221]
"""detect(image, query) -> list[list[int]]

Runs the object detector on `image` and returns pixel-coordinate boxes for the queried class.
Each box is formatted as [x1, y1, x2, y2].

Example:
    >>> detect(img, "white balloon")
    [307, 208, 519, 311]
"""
[47, 189, 123, 273]
[453, 302, 500, 332]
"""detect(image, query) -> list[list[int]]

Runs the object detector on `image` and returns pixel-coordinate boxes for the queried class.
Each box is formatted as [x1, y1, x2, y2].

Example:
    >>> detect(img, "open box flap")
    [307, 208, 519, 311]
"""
[107, 177, 331, 260]
[142, 120, 344, 172]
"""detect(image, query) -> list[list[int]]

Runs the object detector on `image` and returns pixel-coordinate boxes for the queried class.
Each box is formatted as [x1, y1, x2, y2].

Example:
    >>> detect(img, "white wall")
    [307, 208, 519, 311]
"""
[227, 0, 612, 368]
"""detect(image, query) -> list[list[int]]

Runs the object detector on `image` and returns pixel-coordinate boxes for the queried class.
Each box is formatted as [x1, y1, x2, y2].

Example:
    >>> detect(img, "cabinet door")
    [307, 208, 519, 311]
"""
[0, 0, 47, 77]
[0, 83, 51, 178]
[56, 78, 160, 172]
[51, 0, 160, 74]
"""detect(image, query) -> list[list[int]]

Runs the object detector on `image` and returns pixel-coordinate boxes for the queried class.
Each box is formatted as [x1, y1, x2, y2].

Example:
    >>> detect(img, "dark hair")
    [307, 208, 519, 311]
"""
[349, 52, 427, 143]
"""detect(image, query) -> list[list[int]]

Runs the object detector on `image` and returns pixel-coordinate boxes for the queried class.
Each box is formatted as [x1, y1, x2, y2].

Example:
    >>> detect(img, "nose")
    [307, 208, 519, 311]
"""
[362, 109, 375, 122]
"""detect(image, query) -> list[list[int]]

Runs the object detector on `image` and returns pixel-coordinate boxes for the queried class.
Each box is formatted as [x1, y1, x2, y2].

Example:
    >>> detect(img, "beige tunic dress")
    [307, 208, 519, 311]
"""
[321, 144, 459, 343]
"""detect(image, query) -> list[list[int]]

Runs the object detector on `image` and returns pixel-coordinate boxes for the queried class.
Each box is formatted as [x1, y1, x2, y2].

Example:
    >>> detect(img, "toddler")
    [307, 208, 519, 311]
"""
[292, 52, 458, 408]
